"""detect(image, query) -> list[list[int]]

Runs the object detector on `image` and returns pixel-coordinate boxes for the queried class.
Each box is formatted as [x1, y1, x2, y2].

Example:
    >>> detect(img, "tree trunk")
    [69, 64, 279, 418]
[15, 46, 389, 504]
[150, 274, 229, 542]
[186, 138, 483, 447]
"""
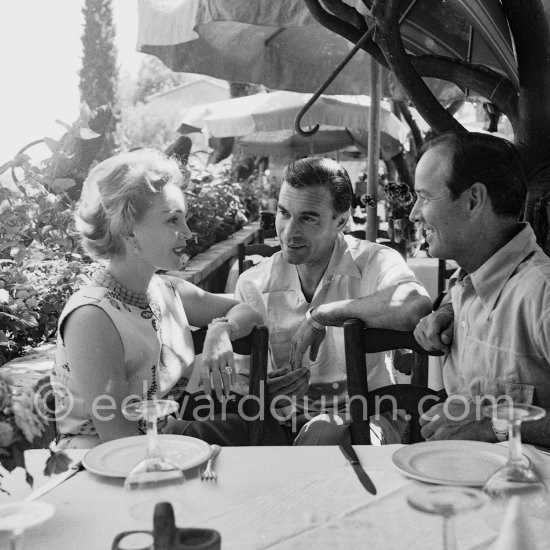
[503, 0, 550, 253]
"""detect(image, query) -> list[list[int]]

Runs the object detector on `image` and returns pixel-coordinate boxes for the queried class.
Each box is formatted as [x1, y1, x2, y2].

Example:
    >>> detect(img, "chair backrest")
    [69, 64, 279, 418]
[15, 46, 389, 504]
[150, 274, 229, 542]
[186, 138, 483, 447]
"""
[191, 325, 269, 445]
[343, 318, 444, 445]
[237, 242, 281, 274]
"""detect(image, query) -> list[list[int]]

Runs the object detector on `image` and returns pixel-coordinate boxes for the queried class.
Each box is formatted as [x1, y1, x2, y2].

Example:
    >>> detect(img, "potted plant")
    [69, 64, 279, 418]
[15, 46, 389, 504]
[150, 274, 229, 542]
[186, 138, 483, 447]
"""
[361, 180, 423, 257]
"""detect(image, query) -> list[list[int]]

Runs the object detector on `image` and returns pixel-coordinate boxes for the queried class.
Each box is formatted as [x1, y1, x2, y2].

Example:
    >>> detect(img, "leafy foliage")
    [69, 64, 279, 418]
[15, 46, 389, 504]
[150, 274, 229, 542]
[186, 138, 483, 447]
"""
[0, 371, 70, 492]
[184, 166, 261, 257]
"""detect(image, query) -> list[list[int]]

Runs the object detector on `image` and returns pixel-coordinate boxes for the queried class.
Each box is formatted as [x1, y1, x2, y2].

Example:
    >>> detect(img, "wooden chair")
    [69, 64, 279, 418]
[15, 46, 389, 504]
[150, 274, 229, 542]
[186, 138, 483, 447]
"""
[190, 325, 269, 445]
[343, 319, 445, 445]
[237, 242, 281, 274]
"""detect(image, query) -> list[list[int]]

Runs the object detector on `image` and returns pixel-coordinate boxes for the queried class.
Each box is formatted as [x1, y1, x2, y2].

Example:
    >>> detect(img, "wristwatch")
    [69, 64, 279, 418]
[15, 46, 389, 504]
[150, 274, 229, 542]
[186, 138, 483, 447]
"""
[305, 307, 324, 331]
[491, 418, 509, 442]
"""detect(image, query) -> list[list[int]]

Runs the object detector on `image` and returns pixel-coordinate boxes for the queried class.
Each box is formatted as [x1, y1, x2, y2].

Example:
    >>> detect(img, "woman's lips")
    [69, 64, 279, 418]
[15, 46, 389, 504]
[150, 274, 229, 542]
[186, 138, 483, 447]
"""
[172, 246, 187, 256]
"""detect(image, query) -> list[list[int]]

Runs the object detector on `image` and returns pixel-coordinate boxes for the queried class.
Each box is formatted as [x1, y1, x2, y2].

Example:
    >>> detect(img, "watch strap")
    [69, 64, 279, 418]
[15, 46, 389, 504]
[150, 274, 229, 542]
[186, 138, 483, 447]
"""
[305, 307, 324, 331]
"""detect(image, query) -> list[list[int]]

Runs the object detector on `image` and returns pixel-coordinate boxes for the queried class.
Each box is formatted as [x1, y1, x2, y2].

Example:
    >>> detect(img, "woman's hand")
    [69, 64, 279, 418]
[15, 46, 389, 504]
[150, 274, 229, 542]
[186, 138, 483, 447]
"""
[201, 322, 236, 401]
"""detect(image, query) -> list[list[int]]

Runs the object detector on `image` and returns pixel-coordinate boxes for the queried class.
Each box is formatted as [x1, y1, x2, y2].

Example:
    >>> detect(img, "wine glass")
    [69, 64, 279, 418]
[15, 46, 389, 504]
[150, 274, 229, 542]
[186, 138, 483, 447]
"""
[123, 398, 184, 520]
[407, 486, 487, 550]
[482, 402, 550, 532]
[0, 501, 55, 550]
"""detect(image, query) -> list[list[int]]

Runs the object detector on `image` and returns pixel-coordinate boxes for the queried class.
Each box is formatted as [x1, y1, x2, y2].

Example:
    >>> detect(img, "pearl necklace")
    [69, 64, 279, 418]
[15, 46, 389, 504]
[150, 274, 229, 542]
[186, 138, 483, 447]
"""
[92, 270, 150, 308]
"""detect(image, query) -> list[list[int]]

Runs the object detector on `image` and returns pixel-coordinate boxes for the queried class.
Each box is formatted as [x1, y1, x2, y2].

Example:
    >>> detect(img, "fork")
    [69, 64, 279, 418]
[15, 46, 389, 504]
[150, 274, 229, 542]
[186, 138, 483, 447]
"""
[201, 444, 221, 481]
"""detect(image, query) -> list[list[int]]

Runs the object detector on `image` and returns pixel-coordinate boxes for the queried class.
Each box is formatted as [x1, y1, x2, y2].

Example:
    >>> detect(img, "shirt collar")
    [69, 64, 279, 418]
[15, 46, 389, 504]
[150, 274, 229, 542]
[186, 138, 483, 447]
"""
[469, 223, 539, 315]
[263, 233, 362, 292]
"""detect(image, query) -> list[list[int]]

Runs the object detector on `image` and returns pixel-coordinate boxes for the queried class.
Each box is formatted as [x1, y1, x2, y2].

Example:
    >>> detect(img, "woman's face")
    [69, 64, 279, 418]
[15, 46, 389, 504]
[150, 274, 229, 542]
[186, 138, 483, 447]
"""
[131, 182, 192, 271]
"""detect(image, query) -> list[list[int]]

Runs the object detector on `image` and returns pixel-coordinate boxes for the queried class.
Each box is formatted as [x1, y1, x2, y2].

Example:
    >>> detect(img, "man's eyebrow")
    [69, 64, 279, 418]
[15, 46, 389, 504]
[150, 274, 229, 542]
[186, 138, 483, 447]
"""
[300, 210, 321, 217]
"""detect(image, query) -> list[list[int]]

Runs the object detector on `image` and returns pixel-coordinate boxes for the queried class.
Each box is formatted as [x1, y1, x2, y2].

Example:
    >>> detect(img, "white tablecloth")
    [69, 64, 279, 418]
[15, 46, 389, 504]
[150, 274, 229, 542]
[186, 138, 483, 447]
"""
[2, 443, 550, 549]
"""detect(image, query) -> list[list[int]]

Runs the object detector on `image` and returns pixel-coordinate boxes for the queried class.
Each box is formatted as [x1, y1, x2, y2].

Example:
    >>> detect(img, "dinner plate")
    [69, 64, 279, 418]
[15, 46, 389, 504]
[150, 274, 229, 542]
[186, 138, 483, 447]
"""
[392, 440, 525, 487]
[83, 434, 211, 478]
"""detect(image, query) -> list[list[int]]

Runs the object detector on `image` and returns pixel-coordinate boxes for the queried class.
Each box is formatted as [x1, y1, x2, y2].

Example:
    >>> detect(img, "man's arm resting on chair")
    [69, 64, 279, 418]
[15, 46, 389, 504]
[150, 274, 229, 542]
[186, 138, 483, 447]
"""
[290, 282, 431, 369]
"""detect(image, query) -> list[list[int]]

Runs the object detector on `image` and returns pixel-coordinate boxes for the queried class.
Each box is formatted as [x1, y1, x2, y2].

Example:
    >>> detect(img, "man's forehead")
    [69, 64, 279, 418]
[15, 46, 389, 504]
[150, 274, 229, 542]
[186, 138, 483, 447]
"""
[278, 182, 333, 211]
[415, 148, 452, 192]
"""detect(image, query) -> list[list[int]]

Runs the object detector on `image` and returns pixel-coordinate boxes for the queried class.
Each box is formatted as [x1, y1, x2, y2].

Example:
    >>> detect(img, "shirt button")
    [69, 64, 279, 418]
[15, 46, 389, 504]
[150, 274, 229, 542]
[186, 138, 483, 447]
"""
[461, 321, 466, 328]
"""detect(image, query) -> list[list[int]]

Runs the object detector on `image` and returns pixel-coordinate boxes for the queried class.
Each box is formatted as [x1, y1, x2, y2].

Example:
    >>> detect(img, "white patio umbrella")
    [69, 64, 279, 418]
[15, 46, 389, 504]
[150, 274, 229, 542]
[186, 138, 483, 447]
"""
[179, 91, 408, 156]
[234, 128, 355, 159]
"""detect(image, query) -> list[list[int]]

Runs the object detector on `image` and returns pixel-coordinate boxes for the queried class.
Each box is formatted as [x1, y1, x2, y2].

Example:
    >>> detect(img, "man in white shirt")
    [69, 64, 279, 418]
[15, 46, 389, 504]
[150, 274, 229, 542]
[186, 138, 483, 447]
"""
[235, 157, 431, 444]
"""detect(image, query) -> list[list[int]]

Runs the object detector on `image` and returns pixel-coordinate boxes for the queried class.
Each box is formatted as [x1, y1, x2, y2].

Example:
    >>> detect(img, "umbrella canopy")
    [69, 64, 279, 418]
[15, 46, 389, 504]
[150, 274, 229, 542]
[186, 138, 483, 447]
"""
[346, 0, 518, 91]
[179, 90, 407, 141]
[235, 129, 355, 159]
[178, 90, 409, 159]
[137, 0, 462, 100]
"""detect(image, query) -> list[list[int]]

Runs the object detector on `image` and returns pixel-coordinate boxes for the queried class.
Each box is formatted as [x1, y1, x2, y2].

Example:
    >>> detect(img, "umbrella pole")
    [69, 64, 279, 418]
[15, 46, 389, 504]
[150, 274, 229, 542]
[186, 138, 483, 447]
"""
[366, 56, 382, 243]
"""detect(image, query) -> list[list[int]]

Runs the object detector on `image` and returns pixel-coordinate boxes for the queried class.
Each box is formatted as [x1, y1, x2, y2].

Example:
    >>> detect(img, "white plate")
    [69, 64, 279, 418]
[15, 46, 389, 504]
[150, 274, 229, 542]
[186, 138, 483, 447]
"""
[392, 441, 523, 487]
[83, 434, 211, 478]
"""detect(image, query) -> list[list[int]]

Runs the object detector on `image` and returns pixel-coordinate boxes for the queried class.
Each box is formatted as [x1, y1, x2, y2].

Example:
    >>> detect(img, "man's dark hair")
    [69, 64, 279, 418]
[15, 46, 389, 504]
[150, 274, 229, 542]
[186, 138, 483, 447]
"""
[283, 157, 353, 215]
[420, 131, 527, 218]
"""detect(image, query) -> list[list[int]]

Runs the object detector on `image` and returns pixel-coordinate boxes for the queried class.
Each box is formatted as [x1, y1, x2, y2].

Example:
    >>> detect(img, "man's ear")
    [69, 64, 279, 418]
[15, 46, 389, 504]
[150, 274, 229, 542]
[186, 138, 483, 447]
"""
[335, 210, 350, 231]
[467, 182, 488, 217]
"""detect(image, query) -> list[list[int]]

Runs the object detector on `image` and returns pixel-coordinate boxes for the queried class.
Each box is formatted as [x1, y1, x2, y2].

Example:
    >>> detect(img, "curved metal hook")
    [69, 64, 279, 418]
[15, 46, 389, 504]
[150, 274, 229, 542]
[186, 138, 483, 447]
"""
[294, 24, 376, 137]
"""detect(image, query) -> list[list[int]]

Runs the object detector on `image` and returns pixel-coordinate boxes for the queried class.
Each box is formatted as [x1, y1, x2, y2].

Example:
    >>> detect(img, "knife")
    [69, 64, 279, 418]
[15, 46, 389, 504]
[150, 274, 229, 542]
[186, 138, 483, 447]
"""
[24, 460, 84, 501]
[339, 442, 377, 495]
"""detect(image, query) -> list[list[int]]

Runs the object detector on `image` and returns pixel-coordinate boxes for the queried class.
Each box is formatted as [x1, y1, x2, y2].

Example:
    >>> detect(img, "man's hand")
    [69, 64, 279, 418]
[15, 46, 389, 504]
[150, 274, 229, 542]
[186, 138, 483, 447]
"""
[289, 319, 326, 369]
[414, 303, 454, 353]
[420, 400, 494, 441]
[266, 367, 310, 405]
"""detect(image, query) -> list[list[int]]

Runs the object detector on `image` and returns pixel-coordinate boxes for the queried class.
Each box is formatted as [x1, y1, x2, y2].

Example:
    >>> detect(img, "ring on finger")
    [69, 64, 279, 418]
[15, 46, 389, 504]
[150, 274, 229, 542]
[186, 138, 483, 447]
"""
[224, 366, 233, 375]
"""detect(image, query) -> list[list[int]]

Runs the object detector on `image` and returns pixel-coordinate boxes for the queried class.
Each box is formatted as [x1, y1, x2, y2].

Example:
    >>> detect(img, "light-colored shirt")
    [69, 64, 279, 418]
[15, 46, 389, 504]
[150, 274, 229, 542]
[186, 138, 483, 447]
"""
[234, 233, 421, 414]
[52, 274, 195, 440]
[444, 223, 550, 406]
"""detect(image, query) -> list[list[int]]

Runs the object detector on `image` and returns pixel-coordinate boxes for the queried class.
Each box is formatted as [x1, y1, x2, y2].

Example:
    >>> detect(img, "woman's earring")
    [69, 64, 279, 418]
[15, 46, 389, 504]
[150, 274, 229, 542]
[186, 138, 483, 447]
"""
[133, 237, 140, 255]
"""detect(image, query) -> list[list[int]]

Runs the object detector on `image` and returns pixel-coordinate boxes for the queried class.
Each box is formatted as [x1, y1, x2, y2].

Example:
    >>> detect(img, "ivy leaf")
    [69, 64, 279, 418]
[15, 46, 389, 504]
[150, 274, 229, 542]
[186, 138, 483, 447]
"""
[51, 178, 76, 193]
[19, 311, 39, 328]
[79, 102, 92, 123]
[43, 137, 60, 153]
[44, 449, 72, 476]
[54, 119, 72, 132]
[75, 127, 101, 140]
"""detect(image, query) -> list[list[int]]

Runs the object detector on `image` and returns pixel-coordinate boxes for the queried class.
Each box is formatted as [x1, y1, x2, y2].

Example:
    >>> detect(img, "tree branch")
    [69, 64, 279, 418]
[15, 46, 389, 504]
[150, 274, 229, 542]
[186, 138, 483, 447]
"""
[305, 0, 517, 124]
[321, 0, 369, 31]
[372, 0, 465, 134]
[394, 100, 423, 151]
[411, 56, 517, 122]
[304, 0, 387, 66]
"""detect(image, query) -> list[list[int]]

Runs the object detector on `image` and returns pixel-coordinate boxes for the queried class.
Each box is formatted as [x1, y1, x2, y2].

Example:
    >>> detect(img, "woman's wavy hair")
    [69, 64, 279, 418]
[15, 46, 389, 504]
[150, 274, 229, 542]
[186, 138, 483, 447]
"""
[76, 148, 188, 259]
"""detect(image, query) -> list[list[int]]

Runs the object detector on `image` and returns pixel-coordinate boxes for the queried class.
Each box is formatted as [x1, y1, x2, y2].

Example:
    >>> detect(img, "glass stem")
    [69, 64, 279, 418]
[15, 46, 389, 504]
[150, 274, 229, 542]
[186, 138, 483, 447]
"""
[146, 416, 160, 459]
[508, 420, 523, 465]
[443, 516, 456, 550]
[10, 528, 23, 550]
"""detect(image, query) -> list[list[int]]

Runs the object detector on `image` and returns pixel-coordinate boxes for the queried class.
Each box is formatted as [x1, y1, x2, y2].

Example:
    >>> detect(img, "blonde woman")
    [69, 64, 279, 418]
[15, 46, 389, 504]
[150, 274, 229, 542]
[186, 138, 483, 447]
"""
[51, 149, 262, 448]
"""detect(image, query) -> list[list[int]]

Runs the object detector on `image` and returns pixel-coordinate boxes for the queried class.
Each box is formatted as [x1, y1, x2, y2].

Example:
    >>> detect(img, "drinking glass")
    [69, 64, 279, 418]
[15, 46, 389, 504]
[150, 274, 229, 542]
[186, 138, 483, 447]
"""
[123, 398, 184, 520]
[482, 402, 549, 531]
[0, 501, 55, 550]
[407, 486, 487, 550]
